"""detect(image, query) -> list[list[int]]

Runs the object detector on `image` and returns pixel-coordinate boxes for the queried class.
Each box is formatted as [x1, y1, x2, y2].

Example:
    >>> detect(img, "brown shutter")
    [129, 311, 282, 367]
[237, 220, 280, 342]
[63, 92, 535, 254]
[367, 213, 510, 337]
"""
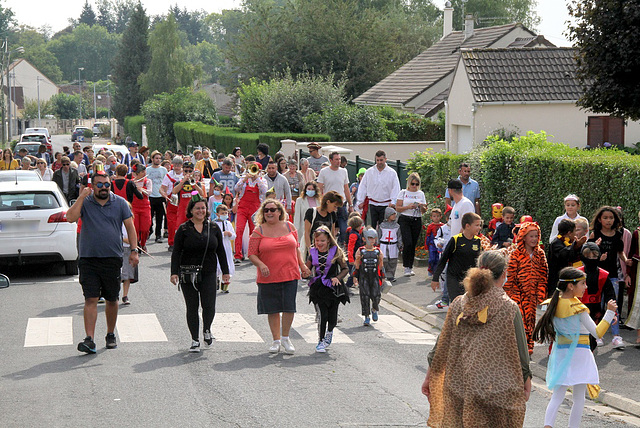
[587, 117, 605, 147]
[607, 117, 625, 146]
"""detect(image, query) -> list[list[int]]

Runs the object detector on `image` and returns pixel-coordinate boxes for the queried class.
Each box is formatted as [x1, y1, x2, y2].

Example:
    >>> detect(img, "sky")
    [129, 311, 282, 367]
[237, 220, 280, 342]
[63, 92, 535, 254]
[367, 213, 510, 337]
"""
[5, 0, 573, 46]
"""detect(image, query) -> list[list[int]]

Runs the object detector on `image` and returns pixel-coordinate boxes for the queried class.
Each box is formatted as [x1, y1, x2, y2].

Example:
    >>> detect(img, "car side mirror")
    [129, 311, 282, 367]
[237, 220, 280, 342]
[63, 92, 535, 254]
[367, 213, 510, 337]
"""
[0, 274, 10, 289]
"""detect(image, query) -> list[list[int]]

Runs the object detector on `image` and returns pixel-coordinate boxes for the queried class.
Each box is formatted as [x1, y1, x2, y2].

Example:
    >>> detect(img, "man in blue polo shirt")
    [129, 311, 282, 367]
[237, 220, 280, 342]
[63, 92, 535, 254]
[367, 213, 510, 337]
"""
[67, 172, 139, 354]
[444, 162, 481, 215]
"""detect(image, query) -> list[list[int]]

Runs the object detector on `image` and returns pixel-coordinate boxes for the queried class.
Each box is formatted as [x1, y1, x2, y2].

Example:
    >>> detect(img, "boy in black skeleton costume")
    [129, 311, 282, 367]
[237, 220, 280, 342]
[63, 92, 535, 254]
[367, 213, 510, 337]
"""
[354, 228, 384, 326]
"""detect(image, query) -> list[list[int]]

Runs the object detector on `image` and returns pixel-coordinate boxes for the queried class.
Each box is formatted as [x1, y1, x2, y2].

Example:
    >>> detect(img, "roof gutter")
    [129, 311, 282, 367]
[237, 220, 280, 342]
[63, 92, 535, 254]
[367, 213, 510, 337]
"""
[354, 100, 405, 108]
[474, 100, 578, 106]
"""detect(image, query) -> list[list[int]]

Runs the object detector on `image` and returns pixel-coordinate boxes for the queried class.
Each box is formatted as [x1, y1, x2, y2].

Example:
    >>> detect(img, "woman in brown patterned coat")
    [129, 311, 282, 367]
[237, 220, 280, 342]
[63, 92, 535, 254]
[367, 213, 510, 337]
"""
[422, 250, 531, 428]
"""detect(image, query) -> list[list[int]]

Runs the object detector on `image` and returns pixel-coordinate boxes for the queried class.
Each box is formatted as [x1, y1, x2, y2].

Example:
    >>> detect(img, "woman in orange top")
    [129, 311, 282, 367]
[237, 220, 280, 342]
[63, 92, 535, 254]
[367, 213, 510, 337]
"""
[248, 199, 310, 355]
[0, 148, 19, 170]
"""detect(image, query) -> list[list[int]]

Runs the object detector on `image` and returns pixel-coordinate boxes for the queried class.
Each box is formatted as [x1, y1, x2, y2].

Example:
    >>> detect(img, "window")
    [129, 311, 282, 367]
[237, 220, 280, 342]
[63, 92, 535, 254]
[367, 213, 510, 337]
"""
[587, 116, 625, 147]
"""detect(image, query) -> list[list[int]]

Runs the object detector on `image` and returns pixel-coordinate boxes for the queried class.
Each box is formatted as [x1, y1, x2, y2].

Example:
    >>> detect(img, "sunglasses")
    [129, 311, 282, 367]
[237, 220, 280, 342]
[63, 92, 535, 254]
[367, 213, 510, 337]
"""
[62, 163, 70, 166]
[183, 169, 193, 173]
[95, 182, 111, 188]
[263, 207, 279, 213]
[410, 182, 419, 186]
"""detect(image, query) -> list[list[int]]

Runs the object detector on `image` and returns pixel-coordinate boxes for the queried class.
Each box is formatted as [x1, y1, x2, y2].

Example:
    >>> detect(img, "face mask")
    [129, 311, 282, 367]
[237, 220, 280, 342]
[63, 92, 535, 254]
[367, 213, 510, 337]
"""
[306, 190, 316, 197]
[213, 190, 221, 196]
[218, 214, 228, 221]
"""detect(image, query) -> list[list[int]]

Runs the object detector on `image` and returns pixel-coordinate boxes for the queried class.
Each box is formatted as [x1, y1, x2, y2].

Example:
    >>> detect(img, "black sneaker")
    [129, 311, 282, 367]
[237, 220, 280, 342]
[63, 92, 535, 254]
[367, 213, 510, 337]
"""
[155, 237, 162, 243]
[163, 230, 168, 238]
[122, 296, 130, 306]
[77, 336, 96, 354]
[168, 245, 174, 252]
[105, 333, 117, 349]
[203, 330, 213, 346]
[189, 340, 200, 353]
[234, 259, 241, 265]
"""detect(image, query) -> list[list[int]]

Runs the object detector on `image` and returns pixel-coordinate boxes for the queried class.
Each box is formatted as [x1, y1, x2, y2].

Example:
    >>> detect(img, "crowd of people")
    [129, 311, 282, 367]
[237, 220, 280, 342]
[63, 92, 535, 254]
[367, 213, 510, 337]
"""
[27, 134, 639, 426]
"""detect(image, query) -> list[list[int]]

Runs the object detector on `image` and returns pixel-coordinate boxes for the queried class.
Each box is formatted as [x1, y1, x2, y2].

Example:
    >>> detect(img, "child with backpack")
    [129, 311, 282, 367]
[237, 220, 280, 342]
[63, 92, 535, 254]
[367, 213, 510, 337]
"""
[346, 213, 364, 289]
[354, 228, 384, 326]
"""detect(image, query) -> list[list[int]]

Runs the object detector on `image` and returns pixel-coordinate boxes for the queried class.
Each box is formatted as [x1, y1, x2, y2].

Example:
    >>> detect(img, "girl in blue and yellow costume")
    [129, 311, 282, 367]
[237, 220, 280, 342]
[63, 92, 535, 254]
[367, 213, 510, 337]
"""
[533, 267, 617, 428]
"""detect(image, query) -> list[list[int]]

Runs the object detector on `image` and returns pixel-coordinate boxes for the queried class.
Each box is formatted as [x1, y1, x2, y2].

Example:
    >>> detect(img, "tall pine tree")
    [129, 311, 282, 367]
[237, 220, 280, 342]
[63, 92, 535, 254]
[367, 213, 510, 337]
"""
[78, 1, 96, 26]
[111, 2, 150, 123]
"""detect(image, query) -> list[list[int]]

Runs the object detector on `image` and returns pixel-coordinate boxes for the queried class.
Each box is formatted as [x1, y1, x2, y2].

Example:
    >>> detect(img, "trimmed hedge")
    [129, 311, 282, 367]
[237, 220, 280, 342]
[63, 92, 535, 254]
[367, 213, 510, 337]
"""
[124, 115, 145, 144]
[173, 121, 330, 156]
[408, 132, 640, 239]
[385, 118, 444, 141]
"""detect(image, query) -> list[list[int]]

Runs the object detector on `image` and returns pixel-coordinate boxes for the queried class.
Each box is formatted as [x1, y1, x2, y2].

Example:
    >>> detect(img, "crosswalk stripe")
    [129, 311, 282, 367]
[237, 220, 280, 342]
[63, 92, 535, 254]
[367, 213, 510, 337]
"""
[24, 317, 73, 347]
[212, 313, 264, 342]
[116, 314, 168, 342]
[291, 313, 354, 344]
[365, 314, 437, 344]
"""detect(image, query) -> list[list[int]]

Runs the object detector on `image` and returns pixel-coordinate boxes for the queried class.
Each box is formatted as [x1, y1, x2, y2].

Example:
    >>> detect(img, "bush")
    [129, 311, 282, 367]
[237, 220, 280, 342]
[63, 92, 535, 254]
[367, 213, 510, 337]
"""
[238, 72, 346, 133]
[408, 132, 640, 239]
[303, 104, 395, 142]
[83, 129, 94, 139]
[141, 88, 217, 151]
[124, 115, 145, 144]
[173, 121, 330, 156]
[385, 117, 444, 141]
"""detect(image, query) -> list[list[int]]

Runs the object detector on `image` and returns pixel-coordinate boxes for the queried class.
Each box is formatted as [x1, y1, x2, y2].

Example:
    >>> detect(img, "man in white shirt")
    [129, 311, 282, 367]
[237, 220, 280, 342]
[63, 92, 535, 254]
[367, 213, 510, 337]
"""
[357, 150, 401, 229]
[147, 150, 168, 243]
[159, 156, 184, 250]
[447, 179, 475, 236]
[317, 151, 353, 244]
[264, 161, 292, 213]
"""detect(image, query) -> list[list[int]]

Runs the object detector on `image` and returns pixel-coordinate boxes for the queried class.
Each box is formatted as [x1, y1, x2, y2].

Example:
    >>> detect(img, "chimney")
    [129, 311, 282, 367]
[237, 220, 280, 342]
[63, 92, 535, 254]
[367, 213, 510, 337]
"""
[442, 1, 453, 39]
[464, 14, 475, 40]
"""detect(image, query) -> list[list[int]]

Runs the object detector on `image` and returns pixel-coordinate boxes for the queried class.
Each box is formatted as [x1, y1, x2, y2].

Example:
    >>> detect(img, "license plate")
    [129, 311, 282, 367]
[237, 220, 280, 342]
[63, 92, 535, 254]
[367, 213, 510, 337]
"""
[0, 221, 39, 232]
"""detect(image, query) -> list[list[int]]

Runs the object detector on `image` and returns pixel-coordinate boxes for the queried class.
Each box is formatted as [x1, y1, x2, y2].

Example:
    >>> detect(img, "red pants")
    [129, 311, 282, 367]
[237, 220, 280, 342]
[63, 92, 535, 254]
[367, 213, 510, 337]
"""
[167, 203, 178, 246]
[133, 207, 151, 249]
[234, 206, 258, 260]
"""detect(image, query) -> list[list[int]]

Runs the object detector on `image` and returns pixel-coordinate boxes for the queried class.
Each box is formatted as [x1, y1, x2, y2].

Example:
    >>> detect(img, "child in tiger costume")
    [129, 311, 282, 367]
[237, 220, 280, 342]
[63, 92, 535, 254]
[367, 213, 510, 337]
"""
[504, 222, 548, 354]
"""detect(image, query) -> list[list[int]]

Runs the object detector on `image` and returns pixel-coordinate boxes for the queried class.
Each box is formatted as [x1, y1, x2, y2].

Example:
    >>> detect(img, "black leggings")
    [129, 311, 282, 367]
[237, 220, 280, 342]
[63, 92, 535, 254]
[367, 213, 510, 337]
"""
[398, 215, 422, 268]
[180, 272, 217, 341]
[150, 197, 166, 238]
[317, 300, 339, 340]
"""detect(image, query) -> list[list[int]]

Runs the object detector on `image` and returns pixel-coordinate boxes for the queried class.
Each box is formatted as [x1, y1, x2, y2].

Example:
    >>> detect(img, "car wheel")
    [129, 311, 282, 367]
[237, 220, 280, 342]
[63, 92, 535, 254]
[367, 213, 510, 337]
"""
[64, 260, 78, 275]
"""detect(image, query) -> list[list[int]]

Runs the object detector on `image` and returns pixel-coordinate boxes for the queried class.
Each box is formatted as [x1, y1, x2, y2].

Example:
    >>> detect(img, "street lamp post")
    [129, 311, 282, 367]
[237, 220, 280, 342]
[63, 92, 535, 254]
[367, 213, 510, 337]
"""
[4, 45, 24, 142]
[78, 67, 84, 123]
[37, 76, 41, 127]
[107, 74, 111, 121]
[93, 82, 96, 120]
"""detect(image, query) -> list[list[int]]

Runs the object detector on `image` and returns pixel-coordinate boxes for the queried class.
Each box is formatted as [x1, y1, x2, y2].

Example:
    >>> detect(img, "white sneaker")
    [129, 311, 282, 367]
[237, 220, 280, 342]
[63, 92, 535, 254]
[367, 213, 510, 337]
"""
[315, 340, 326, 353]
[426, 300, 449, 312]
[269, 340, 281, 354]
[281, 337, 295, 354]
[404, 267, 412, 277]
[189, 340, 200, 353]
[596, 338, 604, 347]
[612, 336, 626, 350]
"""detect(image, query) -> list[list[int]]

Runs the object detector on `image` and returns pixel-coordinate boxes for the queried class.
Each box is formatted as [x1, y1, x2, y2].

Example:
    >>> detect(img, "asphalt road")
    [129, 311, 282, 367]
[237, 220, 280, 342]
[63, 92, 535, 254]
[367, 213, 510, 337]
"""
[0, 237, 636, 427]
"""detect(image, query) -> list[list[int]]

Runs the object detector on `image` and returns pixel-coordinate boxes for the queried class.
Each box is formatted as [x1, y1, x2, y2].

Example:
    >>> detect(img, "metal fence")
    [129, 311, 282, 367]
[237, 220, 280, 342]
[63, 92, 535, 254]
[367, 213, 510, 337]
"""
[298, 149, 409, 188]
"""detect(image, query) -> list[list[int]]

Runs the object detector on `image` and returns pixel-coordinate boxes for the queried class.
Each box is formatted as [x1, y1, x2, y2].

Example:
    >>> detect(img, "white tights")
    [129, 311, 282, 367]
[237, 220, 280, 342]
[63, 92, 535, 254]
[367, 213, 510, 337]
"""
[544, 384, 587, 427]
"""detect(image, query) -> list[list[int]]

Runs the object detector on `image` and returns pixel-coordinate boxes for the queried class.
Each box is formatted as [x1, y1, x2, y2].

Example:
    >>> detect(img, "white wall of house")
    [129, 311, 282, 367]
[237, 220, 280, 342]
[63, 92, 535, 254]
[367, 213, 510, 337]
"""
[473, 103, 640, 148]
[11, 60, 59, 104]
[446, 58, 475, 153]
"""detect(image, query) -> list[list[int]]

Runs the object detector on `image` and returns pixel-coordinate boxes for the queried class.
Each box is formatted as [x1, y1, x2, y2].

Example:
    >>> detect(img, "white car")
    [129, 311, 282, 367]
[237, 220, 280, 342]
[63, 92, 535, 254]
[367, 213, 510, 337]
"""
[24, 127, 51, 142]
[0, 181, 78, 275]
[0, 170, 43, 182]
[91, 143, 129, 159]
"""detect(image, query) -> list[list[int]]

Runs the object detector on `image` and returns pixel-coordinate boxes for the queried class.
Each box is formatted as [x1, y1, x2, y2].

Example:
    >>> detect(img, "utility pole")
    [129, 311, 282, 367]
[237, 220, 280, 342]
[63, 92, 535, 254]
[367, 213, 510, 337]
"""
[93, 81, 96, 120]
[107, 74, 111, 120]
[37, 76, 41, 127]
[78, 67, 84, 123]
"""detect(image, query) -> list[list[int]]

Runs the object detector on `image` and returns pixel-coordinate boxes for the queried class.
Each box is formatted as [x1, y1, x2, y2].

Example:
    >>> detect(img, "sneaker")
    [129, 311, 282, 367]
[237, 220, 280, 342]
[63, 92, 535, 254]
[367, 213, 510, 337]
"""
[189, 340, 201, 353]
[410, 270, 416, 276]
[372, 310, 378, 322]
[155, 237, 162, 243]
[203, 330, 213, 346]
[426, 300, 449, 312]
[269, 340, 281, 354]
[404, 267, 412, 277]
[167, 246, 174, 252]
[281, 337, 295, 354]
[98, 297, 105, 304]
[77, 336, 96, 354]
[612, 336, 626, 350]
[122, 296, 130, 306]
[596, 338, 605, 347]
[105, 333, 117, 349]
[163, 230, 168, 238]
[323, 331, 333, 348]
[315, 340, 326, 353]
[234, 259, 241, 265]
[390, 278, 396, 283]
[363, 316, 371, 326]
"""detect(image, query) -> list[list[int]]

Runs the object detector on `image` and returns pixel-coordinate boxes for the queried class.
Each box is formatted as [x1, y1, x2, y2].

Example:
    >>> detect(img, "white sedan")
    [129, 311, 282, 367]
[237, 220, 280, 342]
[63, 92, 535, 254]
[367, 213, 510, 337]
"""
[0, 181, 78, 275]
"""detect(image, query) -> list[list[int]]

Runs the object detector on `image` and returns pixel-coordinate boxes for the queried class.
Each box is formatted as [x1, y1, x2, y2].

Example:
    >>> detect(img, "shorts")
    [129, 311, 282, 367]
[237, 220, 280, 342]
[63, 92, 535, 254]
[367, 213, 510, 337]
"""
[79, 257, 123, 302]
[257, 280, 298, 314]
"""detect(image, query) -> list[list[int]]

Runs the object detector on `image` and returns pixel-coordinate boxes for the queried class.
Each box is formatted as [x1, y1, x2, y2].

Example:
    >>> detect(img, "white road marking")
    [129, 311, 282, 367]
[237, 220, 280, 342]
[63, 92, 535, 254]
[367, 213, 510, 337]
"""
[212, 313, 264, 342]
[24, 317, 73, 347]
[365, 314, 437, 344]
[116, 313, 168, 342]
[292, 313, 354, 344]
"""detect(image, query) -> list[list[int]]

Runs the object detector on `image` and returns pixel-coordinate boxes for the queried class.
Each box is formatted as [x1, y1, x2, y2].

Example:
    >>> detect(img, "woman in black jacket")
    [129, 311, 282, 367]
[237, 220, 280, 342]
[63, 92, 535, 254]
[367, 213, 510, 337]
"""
[170, 196, 230, 352]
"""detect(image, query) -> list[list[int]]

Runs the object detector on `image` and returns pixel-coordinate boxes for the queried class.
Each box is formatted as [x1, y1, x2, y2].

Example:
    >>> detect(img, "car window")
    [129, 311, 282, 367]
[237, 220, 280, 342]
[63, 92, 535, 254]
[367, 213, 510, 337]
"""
[0, 173, 41, 182]
[21, 135, 46, 142]
[16, 144, 41, 154]
[0, 191, 61, 211]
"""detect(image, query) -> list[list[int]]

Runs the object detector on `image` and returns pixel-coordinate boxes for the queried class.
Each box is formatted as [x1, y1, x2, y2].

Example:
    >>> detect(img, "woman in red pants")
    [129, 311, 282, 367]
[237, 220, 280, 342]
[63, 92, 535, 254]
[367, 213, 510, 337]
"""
[233, 164, 268, 262]
[131, 163, 152, 251]
[172, 162, 206, 230]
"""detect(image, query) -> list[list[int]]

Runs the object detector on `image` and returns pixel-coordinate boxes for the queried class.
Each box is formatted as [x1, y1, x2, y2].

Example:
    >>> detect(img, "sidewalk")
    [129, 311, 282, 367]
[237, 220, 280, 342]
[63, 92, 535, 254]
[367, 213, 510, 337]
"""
[381, 262, 640, 418]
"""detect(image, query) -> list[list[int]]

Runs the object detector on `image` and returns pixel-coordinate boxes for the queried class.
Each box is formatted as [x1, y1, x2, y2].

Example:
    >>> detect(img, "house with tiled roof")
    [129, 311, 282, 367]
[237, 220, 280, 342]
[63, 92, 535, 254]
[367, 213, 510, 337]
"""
[354, 3, 549, 117]
[446, 47, 640, 153]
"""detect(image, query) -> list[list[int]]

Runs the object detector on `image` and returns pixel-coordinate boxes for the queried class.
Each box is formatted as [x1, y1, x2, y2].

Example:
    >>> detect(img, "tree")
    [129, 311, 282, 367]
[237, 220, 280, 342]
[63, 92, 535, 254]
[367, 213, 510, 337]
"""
[183, 41, 223, 84]
[138, 14, 197, 98]
[568, 0, 640, 120]
[96, 0, 115, 32]
[50, 93, 87, 119]
[449, 0, 540, 30]
[8, 26, 63, 83]
[169, 5, 208, 44]
[79, 0, 96, 26]
[111, 2, 150, 123]
[21, 98, 54, 121]
[0, 1, 14, 38]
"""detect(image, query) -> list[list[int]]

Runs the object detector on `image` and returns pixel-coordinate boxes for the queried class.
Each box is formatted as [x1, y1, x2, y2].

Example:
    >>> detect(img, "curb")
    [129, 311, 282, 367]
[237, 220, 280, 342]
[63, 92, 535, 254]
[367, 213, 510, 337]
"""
[382, 291, 640, 419]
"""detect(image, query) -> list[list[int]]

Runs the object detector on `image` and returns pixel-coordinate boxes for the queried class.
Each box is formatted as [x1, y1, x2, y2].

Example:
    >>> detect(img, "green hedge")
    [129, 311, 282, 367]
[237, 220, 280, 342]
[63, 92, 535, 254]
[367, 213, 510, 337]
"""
[173, 121, 330, 156]
[385, 118, 444, 141]
[408, 132, 640, 239]
[124, 115, 145, 144]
